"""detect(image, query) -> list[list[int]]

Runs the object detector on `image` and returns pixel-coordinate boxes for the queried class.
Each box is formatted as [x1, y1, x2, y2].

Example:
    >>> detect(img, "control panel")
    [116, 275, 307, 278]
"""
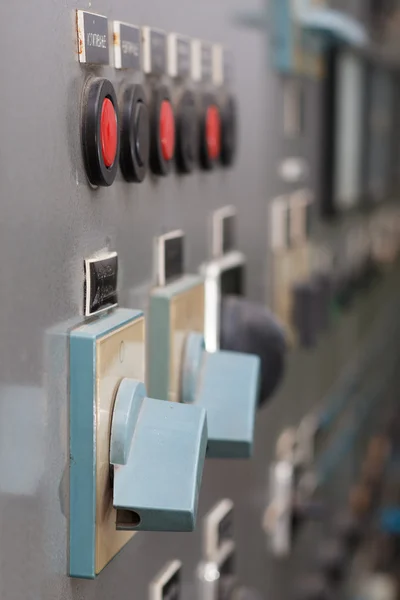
[3, 0, 400, 599]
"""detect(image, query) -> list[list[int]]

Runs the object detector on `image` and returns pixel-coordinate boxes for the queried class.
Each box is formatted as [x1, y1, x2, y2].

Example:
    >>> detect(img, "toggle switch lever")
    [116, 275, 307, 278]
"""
[181, 332, 260, 459]
[111, 378, 207, 531]
[219, 296, 287, 406]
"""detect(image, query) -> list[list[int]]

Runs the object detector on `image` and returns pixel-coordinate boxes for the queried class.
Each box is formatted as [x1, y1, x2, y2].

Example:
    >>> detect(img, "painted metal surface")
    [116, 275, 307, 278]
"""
[0, 0, 394, 598]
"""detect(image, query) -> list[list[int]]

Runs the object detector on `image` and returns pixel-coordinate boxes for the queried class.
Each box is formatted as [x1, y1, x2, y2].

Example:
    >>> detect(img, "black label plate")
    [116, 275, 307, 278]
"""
[176, 37, 191, 78]
[114, 22, 141, 69]
[164, 234, 184, 284]
[84, 252, 118, 316]
[157, 231, 185, 286]
[169, 35, 191, 78]
[222, 214, 236, 254]
[144, 28, 167, 74]
[201, 42, 213, 82]
[77, 11, 109, 65]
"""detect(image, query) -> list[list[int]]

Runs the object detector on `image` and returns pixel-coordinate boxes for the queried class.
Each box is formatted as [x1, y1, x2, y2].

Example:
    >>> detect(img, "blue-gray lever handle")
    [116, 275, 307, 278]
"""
[110, 379, 208, 531]
[182, 333, 260, 459]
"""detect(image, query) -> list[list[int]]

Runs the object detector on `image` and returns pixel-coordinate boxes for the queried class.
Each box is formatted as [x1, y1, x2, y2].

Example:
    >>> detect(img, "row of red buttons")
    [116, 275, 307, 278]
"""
[81, 77, 235, 187]
[100, 93, 221, 173]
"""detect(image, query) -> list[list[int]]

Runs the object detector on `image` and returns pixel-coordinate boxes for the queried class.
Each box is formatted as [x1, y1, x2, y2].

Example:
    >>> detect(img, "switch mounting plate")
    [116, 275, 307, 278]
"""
[148, 275, 204, 402]
[69, 308, 145, 578]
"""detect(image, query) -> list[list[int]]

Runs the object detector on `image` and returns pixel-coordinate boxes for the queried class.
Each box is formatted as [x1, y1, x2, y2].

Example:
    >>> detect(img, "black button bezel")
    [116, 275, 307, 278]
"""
[175, 89, 198, 174]
[220, 95, 237, 167]
[81, 77, 120, 187]
[120, 84, 149, 183]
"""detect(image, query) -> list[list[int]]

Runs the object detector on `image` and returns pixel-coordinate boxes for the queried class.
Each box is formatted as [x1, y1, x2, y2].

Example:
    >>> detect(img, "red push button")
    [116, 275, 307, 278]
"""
[81, 78, 120, 186]
[206, 105, 221, 161]
[159, 100, 175, 161]
[150, 86, 174, 176]
[100, 98, 118, 168]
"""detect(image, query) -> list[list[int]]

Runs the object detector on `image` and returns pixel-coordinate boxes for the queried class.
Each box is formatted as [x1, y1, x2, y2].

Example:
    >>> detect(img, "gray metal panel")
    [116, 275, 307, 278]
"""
[0, 0, 375, 599]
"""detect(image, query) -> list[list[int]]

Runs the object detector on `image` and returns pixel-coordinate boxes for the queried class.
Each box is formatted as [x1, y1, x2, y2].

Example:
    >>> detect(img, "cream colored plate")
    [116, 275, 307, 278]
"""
[168, 283, 205, 403]
[95, 317, 145, 574]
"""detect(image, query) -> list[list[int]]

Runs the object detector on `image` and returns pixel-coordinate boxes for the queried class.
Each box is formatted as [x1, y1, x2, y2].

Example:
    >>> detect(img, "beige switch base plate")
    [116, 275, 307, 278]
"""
[168, 283, 204, 402]
[95, 317, 145, 574]
[148, 276, 205, 403]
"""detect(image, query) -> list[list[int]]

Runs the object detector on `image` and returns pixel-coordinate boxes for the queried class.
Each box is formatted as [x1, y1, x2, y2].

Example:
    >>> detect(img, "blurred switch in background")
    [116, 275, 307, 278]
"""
[220, 296, 287, 405]
[202, 206, 287, 406]
[148, 230, 261, 459]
